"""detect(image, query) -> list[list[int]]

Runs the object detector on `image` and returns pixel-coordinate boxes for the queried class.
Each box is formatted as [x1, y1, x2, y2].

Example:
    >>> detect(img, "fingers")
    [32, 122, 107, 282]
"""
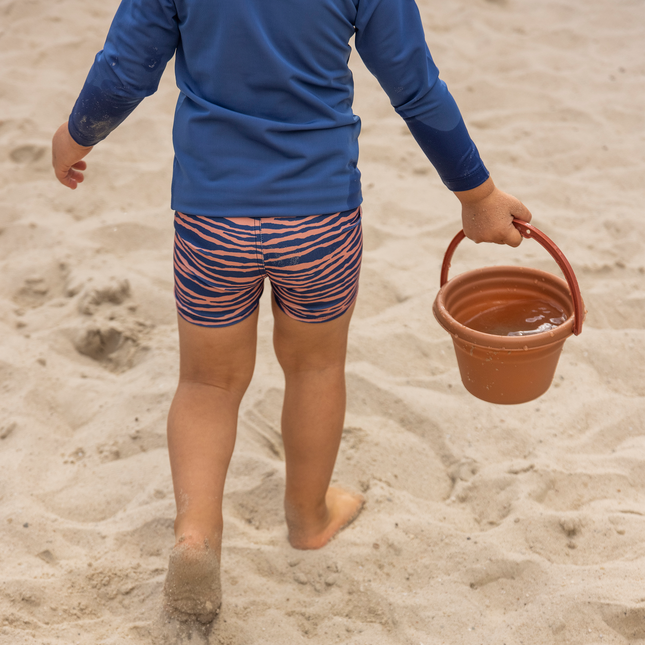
[54, 161, 87, 189]
[503, 225, 523, 248]
[482, 221, 522, 247]
[504, 196, 533, 246]
[68, 168, 85, 188]
[68, 161, 87, 187]
[51, 122, 93, 189]
[461, 189, 533, 248]
[55, 165, 85, 189]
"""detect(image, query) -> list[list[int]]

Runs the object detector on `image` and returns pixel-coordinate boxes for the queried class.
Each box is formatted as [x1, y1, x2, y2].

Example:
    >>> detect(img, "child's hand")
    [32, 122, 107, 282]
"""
[52, 122, 93, 189]
[454, 177, 532, 247]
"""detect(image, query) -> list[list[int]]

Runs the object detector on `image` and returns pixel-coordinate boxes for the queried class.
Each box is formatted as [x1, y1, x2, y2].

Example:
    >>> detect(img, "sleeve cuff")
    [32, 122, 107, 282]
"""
[442, 165, 490, 193]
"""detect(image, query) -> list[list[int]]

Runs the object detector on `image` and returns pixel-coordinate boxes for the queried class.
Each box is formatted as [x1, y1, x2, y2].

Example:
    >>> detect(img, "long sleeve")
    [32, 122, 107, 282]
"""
[68, 0, 179, 147]
[355, 0, 489, 192]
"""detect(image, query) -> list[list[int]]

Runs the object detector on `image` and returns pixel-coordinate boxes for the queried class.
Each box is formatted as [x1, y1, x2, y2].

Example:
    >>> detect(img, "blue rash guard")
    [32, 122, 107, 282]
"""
[69, 0, 489, 218]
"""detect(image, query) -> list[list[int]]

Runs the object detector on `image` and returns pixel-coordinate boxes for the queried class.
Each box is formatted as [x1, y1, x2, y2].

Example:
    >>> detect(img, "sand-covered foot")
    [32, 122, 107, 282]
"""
[163, 537, 221, 624]
[287, 486, 364, 550]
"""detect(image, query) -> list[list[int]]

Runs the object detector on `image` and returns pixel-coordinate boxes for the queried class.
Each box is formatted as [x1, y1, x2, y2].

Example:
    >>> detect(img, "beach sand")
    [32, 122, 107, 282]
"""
[1, 0, 644, 643]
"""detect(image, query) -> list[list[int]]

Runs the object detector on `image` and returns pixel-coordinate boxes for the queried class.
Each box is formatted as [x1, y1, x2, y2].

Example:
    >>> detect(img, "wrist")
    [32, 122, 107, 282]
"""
[58, 121, 93, 152]
[454, 176, 495, 205]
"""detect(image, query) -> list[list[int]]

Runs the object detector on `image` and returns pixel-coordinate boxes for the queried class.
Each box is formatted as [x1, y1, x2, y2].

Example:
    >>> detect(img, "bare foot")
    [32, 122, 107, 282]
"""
[163, 537, 221, 624]
[287, 486, 365, 550]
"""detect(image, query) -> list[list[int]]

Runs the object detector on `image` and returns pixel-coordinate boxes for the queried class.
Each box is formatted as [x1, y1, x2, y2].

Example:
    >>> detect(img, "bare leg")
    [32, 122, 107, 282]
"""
[272, 299, 364, 550]
[163, 311, 258, 622]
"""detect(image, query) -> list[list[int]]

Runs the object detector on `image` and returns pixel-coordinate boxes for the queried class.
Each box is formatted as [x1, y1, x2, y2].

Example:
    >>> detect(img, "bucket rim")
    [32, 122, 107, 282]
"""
[433, 265, 575, 350]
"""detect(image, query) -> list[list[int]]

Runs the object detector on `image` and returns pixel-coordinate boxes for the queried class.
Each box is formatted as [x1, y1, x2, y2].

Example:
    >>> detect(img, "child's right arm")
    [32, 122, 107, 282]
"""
[52, 122, 93, 189]
[454, 177, 532, 247]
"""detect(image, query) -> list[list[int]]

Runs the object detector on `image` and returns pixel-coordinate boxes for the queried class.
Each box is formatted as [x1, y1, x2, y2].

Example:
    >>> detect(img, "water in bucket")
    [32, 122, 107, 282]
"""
[463, 298, 568, 337]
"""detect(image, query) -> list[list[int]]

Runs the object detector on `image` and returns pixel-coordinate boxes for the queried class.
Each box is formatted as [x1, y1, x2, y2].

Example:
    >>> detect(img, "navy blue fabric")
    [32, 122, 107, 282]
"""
[69, 0, 489, 216]
[403, 116, 491, 191]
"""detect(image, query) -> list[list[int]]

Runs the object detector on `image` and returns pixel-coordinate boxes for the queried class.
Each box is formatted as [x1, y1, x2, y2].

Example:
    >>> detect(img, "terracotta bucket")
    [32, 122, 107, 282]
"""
[433, 220, 585, 404]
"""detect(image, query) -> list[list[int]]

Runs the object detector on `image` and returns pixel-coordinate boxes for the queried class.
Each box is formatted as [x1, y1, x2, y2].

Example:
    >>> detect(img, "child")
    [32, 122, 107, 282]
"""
[52, 0, 531, 624]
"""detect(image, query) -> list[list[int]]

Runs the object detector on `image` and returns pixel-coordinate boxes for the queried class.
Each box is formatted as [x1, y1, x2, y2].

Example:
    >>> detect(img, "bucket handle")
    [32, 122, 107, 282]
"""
[440, 219, 585, 335]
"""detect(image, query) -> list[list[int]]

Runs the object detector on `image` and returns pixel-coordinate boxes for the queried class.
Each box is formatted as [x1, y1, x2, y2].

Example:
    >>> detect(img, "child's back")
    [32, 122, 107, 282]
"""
[68, 0, 489, 216]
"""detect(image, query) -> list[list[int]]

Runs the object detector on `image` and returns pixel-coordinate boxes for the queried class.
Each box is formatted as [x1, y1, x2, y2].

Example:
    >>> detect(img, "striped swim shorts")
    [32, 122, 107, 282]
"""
[173, 207, 363, 327]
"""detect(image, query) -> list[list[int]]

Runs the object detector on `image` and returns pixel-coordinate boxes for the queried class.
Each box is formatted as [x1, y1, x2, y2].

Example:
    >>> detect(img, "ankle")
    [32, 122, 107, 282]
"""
[284, 495, 329, 529]
[174, 518, 223, 553]
[286, 487, 365, 550]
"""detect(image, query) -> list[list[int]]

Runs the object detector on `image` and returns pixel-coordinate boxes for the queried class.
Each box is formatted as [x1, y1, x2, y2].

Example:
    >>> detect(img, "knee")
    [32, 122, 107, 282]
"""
[273, 344, 346, 379]
[178, 362, 255, 401]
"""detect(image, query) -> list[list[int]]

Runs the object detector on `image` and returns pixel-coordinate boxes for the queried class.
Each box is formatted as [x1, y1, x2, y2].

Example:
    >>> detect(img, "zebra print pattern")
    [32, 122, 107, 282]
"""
[173, 208, 362, 326]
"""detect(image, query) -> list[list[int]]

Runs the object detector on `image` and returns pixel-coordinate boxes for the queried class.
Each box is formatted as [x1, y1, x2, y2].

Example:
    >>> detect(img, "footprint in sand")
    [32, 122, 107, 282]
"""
[12, 264, 68, 308]
[597, 604, 645, 640]
[75, 276, 131, 316]
[0, 420, 17, 440]
[226, 470, 284, 531]
[72, 320, 148, 372]
[65, 273, 151, 371]
[9, 144, 46, 164]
